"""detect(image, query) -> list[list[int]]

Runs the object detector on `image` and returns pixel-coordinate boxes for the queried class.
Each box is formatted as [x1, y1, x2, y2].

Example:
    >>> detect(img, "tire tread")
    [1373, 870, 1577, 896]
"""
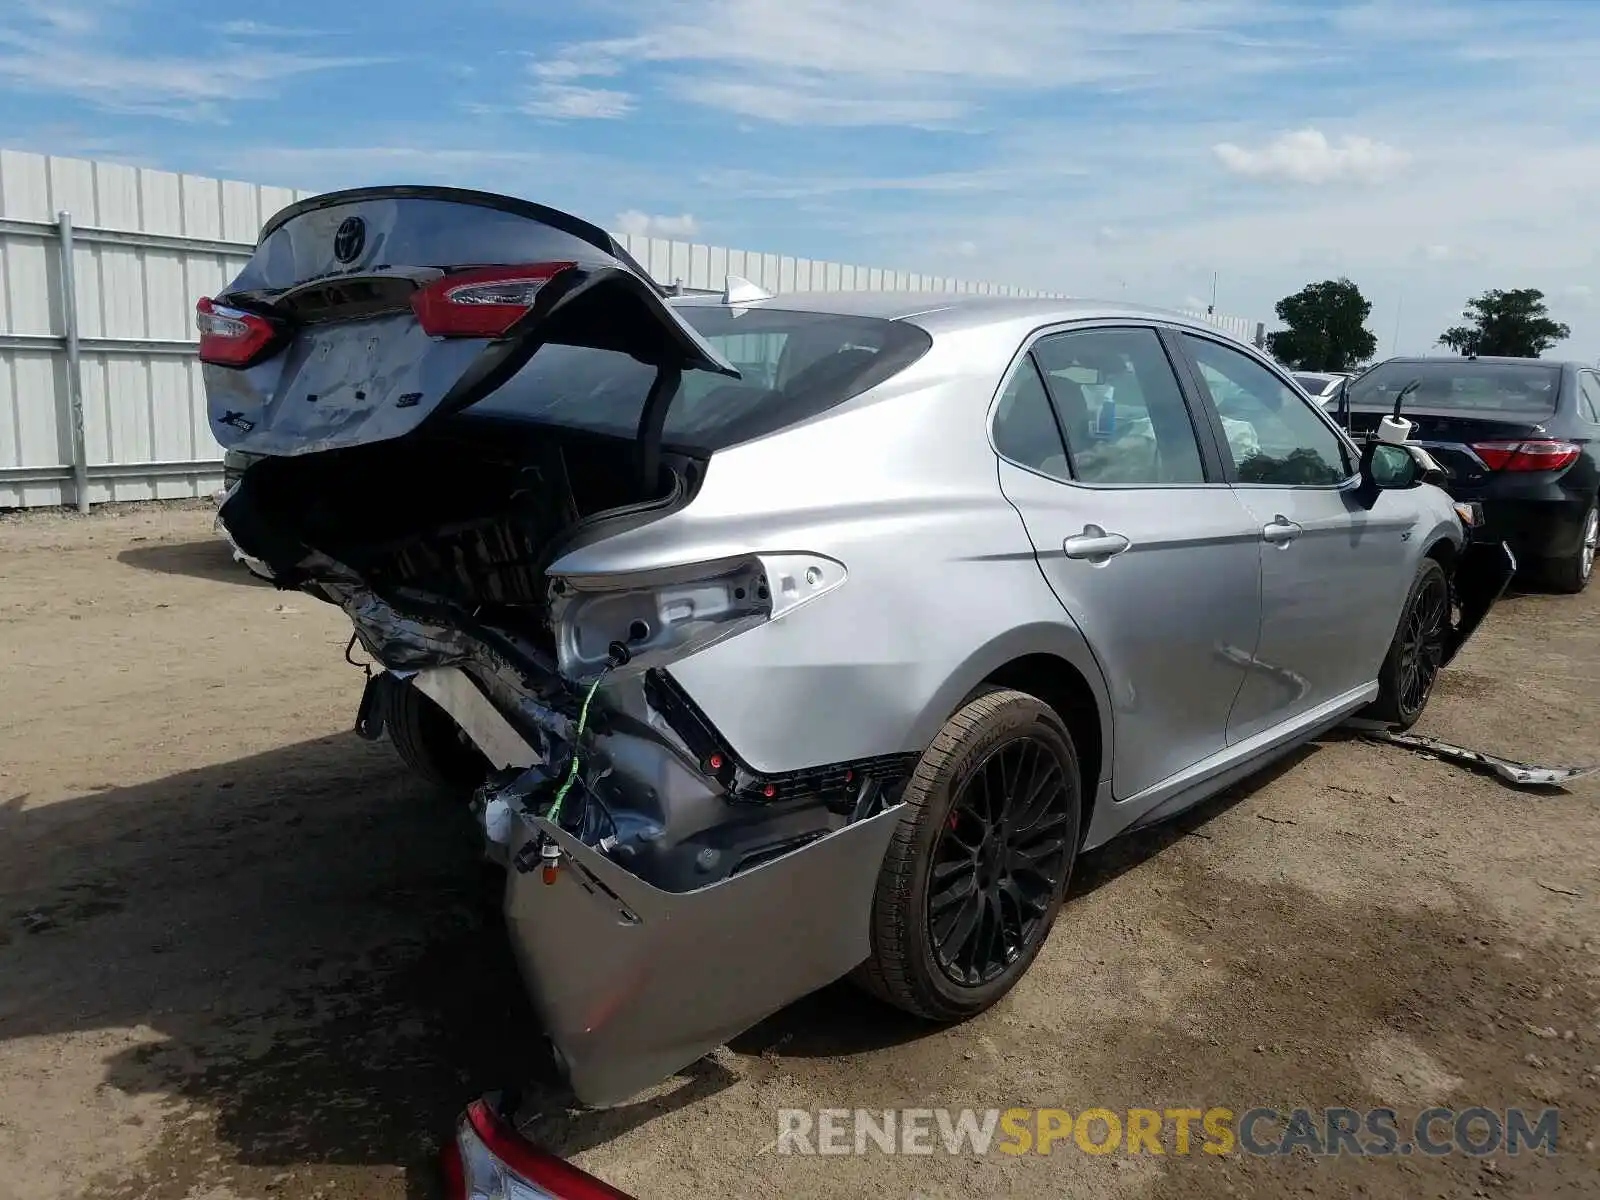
[854, 688, 1076, 1020]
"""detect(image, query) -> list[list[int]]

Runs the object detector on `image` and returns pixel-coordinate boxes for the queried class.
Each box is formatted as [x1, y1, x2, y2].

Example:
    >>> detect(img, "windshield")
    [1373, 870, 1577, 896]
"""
[1293, 375, 1331, 394]
[1346, 361, 1561, 416]
[467, 306, 932, 449]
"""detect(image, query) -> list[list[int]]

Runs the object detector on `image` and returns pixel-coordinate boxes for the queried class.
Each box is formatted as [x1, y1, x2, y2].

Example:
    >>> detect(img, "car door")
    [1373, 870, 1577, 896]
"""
[992, 322, 1263, 800]
[1170, 331, 1413, 743]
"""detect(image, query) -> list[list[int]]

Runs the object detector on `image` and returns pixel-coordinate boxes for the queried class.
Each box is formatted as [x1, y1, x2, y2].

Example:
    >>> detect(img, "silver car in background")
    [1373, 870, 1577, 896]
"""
[203, 188, 1513, 1110]
[1292, 370, 1352, 404]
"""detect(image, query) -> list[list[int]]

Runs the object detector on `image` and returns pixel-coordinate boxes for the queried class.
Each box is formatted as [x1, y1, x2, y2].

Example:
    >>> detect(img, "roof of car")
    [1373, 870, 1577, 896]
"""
[1370, 355, 1584, 370]
[670, 288, 1255, 341]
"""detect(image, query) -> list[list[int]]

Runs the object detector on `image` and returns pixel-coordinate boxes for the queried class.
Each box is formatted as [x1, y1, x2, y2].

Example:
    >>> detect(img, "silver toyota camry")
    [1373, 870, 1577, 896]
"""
[204, 188, 1514, 1110]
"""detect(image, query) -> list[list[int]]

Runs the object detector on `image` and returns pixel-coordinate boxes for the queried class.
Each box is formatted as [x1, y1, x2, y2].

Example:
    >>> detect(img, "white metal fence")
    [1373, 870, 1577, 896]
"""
[0, 149, 1264, 510]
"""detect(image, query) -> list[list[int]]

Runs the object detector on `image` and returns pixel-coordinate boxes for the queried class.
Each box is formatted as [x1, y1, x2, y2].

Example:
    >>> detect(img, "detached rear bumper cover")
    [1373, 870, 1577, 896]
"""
[506, 804, 902, 1108]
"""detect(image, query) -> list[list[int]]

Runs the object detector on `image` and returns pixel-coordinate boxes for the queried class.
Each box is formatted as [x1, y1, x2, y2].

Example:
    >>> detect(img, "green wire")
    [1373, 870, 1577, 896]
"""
[545, 667, 609, 826]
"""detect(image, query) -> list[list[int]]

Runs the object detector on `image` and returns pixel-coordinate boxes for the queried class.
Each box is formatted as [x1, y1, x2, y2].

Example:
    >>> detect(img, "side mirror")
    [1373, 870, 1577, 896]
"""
[1355, 440, 1436, 508]
[1363, 441, 1423, 489]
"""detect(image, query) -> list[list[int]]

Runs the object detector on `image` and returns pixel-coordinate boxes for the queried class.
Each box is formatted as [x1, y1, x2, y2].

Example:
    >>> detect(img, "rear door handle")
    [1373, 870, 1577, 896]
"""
[1063, 525, 1131, 561]
[1262, 515, 1302, 545]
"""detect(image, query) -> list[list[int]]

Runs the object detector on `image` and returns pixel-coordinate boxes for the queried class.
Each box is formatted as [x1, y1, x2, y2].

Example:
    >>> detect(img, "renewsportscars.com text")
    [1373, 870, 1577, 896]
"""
[773, 1106, 1560, 1158]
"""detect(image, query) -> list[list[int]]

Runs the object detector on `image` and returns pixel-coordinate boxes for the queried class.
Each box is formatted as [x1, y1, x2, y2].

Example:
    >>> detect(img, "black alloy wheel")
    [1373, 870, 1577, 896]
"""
[853, 688, 1082, 1022]
[929, 736, 1074, 987]
[1395, 567, 1450, 719]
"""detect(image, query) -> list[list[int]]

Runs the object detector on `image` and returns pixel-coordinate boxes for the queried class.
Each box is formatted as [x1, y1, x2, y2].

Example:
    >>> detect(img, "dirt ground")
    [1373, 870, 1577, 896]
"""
[1, 502, 1598, 1200]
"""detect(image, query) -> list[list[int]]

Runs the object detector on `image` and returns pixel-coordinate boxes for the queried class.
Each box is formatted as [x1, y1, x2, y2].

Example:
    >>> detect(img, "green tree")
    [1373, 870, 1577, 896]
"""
[1438, 288, 1571, 357]
[1264, 278, 1378, 372]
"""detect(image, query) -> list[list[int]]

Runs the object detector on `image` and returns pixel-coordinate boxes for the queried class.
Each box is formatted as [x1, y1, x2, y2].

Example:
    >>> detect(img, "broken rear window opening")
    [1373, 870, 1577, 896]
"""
[464, 306, 934, 450]
[1347, 361, 1562, 416]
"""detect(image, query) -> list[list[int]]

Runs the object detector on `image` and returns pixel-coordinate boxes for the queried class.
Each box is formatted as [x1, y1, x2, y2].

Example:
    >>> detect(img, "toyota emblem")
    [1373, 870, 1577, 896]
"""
[333, 216, 366, 264]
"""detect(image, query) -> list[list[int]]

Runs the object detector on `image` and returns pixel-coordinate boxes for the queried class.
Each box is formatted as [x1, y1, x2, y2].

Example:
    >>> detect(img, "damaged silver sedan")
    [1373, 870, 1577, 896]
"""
[204, 187, 1514, 1109]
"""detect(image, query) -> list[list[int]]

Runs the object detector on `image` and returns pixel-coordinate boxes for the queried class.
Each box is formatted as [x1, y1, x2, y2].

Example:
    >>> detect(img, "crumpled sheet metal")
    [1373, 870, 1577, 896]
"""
[1364, 730, 1600, 789]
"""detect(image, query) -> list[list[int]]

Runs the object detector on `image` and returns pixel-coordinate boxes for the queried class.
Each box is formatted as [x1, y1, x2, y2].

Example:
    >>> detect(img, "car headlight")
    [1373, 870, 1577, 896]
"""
[548, 553, 847, 682]
[1453, 500, 1485, 528]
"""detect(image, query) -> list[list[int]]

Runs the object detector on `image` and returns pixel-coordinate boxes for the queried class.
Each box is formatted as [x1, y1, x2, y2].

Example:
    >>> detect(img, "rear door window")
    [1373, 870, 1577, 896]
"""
[992, 355, 1072, 478]
[1030, 327, 1206, 486]
[1179, 333, 1353, 485]
[1579, 371, 1600, 425]
[467, 307, 932, 450]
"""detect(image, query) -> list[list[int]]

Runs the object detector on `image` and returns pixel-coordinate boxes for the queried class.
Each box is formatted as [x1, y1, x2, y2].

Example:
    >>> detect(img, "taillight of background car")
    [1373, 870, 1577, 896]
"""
[1470, 440, 1582, 472]
[411, 262, 577, 338]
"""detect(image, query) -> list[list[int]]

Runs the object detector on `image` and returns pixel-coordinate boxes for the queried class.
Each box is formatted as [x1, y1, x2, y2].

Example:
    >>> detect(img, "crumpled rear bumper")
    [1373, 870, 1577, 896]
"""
[502, 801, 902, 1107]
[1440, 537, 1517, 667]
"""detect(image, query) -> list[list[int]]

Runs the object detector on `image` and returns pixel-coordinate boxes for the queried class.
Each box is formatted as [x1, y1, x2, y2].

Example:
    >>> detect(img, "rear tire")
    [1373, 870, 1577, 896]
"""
[853, 688, 1081, 1022]
[1542, 499, 1597, 595]
[384, 679, 489, 794]
[1363, 557, 1450, 729]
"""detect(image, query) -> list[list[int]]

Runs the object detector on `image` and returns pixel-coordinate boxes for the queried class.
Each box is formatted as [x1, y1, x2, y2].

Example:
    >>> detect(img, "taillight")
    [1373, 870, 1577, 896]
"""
[411, 262, 577, 338]
[1470, 440, 1582, 472]
[195, 297, 282, 367]
[442, 1099, 636, 1199]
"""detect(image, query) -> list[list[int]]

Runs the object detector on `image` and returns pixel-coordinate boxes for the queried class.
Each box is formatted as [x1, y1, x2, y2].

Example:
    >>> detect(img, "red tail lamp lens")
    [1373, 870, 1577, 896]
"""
[1471, 440, 1581, 472]
[444, 1099, 637, 1199]
[196, 297, 282, 367]
[411, 262, 577, 338]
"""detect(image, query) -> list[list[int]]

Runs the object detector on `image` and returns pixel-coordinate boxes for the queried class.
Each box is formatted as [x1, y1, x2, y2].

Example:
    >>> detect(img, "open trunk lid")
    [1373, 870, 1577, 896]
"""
[201, 187, 737, 458]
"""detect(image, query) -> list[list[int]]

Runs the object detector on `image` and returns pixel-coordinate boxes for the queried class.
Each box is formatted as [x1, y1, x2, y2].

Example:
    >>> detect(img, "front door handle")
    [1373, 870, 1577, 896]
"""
[1262, 515, 1302, 545]
[1063, 525, 1131, 562]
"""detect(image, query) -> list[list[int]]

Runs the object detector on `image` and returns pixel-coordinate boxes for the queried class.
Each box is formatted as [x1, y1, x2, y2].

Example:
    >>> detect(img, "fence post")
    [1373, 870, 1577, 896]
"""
[56, 210, 89, 513]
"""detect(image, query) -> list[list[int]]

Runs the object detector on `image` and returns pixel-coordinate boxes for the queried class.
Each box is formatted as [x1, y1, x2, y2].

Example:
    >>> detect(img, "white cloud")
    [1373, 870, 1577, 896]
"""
[0, 5, 377, 119]
[1413, 243, 1484, 266]
[614, 210, 701, 238]
[672, 78, 963, 126]
[536, 0, 1309, 127]
[1213, 128, 1410, 185]
[528, 42, 634, 80]
[522, 83, 634, 119]
[517, 52, 635, 119]
[213, 21, 324, 39]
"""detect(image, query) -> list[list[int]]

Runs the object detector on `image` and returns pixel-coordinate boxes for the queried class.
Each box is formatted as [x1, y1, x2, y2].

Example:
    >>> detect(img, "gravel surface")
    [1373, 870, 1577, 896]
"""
[2, 502, 1597, 1199]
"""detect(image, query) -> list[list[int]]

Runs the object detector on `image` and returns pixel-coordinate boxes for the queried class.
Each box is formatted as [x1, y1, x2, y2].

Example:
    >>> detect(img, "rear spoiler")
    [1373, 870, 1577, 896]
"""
[256, 185, 666, 298]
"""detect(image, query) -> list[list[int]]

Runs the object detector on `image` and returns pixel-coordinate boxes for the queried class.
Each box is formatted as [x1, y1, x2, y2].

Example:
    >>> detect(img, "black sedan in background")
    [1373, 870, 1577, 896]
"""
[1340, 356, 1600, 593]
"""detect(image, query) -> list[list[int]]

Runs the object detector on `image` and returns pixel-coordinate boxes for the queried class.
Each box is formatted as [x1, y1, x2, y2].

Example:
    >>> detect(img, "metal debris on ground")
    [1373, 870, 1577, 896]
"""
[1363, 730, 1600, 789]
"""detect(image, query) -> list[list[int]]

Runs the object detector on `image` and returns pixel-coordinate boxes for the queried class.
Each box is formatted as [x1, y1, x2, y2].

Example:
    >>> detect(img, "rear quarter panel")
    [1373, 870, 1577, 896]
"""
[546, 327, 1115, 775]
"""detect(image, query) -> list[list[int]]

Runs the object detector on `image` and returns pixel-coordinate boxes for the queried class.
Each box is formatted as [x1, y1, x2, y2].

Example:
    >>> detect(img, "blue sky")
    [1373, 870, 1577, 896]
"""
[4, 0, 1599, 357]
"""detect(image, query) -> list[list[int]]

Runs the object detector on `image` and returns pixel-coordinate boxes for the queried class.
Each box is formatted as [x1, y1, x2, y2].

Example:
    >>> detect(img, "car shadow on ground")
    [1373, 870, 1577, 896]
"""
[117, 538, 273, 588]
[0, 733, 1313, 1198]
[727, 743, 1318, 1063]
[0, 731, 723, 1198]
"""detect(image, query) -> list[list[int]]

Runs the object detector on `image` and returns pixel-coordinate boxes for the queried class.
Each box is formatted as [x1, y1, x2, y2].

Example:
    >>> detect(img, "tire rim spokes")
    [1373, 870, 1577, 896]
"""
[930, 736, 1073, 987]
[1397, 573, 1449, 716]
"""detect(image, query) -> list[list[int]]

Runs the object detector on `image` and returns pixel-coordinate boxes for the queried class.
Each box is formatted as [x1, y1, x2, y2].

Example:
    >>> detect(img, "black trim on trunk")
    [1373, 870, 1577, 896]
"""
[257, 185, 661, 294]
